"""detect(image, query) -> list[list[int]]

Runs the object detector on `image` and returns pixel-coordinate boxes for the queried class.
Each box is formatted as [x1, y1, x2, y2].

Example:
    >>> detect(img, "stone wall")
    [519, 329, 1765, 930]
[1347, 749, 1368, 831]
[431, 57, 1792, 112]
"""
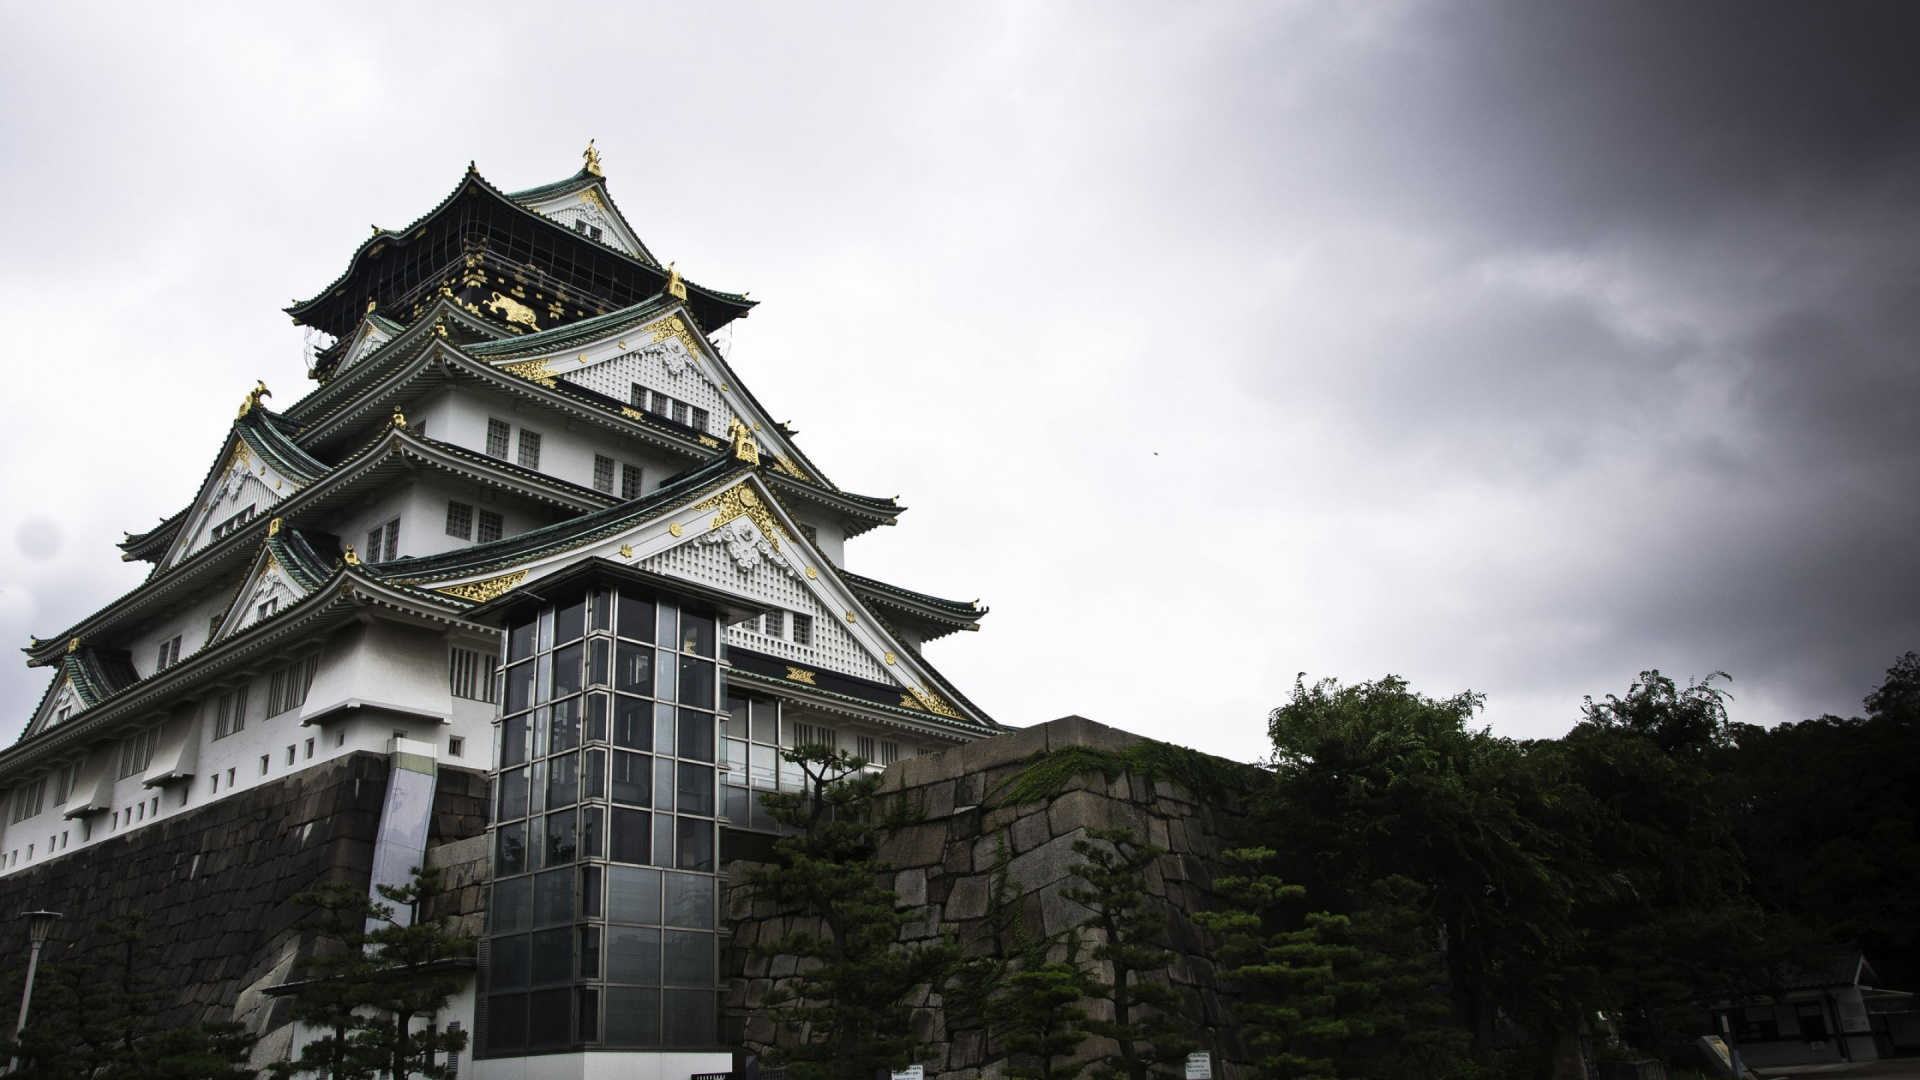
[724, 716, 1251, 1080]
[0, 752, 488, 1045]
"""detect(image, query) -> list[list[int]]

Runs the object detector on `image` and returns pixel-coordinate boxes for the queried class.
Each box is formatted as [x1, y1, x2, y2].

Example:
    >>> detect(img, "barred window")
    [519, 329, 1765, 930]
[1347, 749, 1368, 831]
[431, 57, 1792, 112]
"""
[267, 655, 318, 716]
[117, 729, 156, 780]
[855, 735, 876, 763]
[366, 518, 399, 563]
[763, 611, 785, 638]
[517, 430, 542, 470]
[690, 406, 709, 432]
[620, 464, 643, 500]
[213, 686, 249, 740]
[486, 418, 512, 459]
[212, 504, 257, 542]
[446, 501, 474, 540]
[9, 778, 45, 823]
[156, 635, 182, 671]
[450, 647, 499, 702]
[477, 510, 504, 543]
[51, 763, 75, 805]
[593, 455, 616, 494]
[880, 741, 901, 766]
[791, 613, 813, 646]
[794, 722, 835, 750]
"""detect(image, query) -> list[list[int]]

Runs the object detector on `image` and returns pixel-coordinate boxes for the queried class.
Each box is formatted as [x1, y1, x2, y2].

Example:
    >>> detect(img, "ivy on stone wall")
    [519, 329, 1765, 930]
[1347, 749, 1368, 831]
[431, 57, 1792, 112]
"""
[992, 740, 1267, 809]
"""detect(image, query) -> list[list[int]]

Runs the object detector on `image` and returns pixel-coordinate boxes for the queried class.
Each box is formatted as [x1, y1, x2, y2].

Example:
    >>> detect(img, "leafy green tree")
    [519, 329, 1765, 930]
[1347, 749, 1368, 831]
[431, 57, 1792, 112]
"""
[271, 866, 472, 1080]
[749, 743, 960, 1080]
[1063, 826, 1197, 1080]
[1722, 652, 1920, 991]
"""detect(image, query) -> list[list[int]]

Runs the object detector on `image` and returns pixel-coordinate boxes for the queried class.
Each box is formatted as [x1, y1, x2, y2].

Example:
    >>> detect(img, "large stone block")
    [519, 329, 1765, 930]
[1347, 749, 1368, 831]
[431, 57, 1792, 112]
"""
[1005, 828, 1104, 892]
[945, 874, 991, 921]
[1044, 715, 1142, 754]
[880, 822, 949, 868]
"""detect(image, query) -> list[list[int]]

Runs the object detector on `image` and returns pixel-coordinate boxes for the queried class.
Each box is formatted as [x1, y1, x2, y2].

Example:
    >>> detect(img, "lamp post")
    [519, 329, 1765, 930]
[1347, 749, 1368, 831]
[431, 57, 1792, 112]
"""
[9, 911, 61, 1072]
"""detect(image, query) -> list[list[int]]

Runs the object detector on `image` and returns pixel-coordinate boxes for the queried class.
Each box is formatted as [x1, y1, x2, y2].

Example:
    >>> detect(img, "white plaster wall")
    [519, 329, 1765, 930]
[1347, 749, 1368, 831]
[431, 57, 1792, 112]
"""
[473, 1050, 731, 1080]
[302, 621, 452, 724]
[418, 386, 688, 499]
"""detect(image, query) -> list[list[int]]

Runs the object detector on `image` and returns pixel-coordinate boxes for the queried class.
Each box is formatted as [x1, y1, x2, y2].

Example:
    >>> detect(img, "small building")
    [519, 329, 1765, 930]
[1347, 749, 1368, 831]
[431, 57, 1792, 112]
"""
[0, 145, 1005, 1078]
[1712, 951, 1919, 1067]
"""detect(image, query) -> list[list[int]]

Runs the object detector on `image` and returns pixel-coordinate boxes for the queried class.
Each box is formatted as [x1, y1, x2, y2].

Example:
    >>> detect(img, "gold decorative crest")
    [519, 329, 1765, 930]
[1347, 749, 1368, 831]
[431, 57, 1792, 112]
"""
[640, 313, 699, 358]
[619, 543, 633, 558]
[905, 684, 961, 719]
[691, 482, 789, 550]
[501, 358, 559, 387]
[785, 665, 817, 686]
[485, 291, 540, 332]
[884, 652, 896, 666]
[729, 417, 761, 465]
[664, 263, 687, 302]
[668, 522, 683, 537]
[583, 139, 604, 177]
[435, 569, 529, 603]
[772, 455, 809, 481]
[267, 517, 282, 537]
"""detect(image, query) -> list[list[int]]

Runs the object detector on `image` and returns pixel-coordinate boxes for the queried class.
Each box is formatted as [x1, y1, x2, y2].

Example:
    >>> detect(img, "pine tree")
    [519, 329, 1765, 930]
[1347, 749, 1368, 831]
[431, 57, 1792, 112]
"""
[749, 743, 960, 1080]
[996, 931, 1093, 1080]
[0, 913, 257, 1079]
[271, 866, 473, 1080]
[1063, 826, 1197, 1080]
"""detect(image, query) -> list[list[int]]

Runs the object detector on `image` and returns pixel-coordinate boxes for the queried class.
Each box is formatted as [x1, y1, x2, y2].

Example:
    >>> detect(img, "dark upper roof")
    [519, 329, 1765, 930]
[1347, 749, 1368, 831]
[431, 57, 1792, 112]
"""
[285, 165, 753, 342]
[64, 646, 140, 708]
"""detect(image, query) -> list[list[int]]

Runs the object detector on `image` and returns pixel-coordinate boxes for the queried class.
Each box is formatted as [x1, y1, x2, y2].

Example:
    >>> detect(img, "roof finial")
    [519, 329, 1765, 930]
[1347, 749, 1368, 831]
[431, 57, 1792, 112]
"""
[391, 405, 408, 430]
[343, 544, 361, 566]
[238, 380, 271, 419]
[66, 637, 78, 654]
[583, 139, 604, 178]
[729, 417, 761, 465]
[665, 262, 687, 302]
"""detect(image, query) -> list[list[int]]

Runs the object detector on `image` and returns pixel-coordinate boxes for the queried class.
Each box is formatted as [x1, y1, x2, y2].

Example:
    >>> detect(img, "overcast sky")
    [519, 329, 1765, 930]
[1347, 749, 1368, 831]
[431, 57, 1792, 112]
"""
[3, 2, 1917, 762]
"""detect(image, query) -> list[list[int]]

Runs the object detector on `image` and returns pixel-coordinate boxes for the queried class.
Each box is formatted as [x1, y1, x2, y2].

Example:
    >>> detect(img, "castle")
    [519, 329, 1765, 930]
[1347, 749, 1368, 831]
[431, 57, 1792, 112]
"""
[0, 144, 1002, 1077]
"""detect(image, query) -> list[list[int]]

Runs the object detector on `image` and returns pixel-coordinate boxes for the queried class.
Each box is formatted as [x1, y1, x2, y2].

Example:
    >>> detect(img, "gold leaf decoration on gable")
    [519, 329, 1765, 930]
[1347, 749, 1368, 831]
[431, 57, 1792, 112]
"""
[698, 436, 721, 448]
[899, 694, 923, 711]
[785, 665, 817, 686]
[501, 359, 559, 387]
[619, 543, 633, 559]
[905, 684, 961, 719]
[773, 455, 809, 481]
[668, 522, 683, 537]
[435, 569, 529, 604]
[640, 313, 699, 358]
[691, 483, 789, 551]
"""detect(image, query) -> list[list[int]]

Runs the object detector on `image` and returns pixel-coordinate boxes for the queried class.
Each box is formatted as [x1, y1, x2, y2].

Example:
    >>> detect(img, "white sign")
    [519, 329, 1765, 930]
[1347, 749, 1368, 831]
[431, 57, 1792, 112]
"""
[1185, 1052, 1213, 1080]
[893, 1067, 924, 1080]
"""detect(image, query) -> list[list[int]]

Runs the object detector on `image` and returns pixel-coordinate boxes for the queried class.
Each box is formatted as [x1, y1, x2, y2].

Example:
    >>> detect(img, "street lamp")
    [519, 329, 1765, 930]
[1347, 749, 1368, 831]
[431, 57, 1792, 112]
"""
[9, 911, 61, 1071]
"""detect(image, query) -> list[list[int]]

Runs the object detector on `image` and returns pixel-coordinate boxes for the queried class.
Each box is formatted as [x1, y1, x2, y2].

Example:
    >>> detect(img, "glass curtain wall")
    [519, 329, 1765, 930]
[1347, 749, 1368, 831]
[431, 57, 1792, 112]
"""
[483, 585, 723, 1056]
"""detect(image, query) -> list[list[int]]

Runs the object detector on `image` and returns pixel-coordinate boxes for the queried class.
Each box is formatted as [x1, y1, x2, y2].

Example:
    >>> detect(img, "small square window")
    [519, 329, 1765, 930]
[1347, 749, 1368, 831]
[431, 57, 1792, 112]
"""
[260, 755, 269, 776]
[517, 430, 542, 470]
[486, 418, 512, 459]
[593, 455, 616, 494]
[286, 746, 296, 766]
[689, 406, 709, 432]
[450, 736, 465, 758]
[305, 738, 315, 759]
[446, 501, 474, 540]
[621, 464, 643, 500]
[791, 613, 813, 646]
[478, 510, 504, 543]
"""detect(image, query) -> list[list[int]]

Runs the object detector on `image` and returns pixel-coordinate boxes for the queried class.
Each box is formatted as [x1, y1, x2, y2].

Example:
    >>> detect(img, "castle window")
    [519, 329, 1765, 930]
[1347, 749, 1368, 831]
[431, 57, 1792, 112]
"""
[156, 635, 182, 671]
[366, 518, 400, 563]
[213, 686, 249, 740]
[451, 647, 499, 703]
[9, 778, 45, 823]
[117, 728, 156, 780]
[212, 505, 256, 542]
[517, 430, 543, 470]
[257, 599, 277, 622]
[447, 501, 474, 539]
[450, 736, 465, 758]
[791, 613, 813, 646]
[267, 655, 318, 716]
[487, 418, 512, 459]
[477, 510, 505, 544]
[763, 611, 784, 639]
[621, 464, 643, 500]
[880, 741, 901, 766]
[593, 455, 615, 494]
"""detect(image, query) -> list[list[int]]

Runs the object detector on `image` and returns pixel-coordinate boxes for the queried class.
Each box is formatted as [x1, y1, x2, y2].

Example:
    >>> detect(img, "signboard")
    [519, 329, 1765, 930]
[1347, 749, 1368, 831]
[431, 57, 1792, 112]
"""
[1185, 1052, 1213, 1080]
[893, 1066, 924, 1080]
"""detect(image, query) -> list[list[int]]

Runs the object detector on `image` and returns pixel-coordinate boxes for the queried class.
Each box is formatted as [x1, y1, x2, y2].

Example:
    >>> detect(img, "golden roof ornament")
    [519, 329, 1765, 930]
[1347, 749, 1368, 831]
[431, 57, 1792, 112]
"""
[343, 545, 360, 566]
[728, 417, 761, 465]
[67, 637, 79, 654]
[665, 263, 687, 302]
[391, 405, 407, 430]
[268, 517, 282, 537]
[238, 380, 271, 418]
[583, 139, 604, 178]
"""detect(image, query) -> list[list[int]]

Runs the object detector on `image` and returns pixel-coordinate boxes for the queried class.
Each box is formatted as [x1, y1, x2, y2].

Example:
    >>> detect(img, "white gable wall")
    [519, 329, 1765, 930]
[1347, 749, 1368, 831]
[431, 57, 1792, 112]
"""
[413, 385, 683, 500]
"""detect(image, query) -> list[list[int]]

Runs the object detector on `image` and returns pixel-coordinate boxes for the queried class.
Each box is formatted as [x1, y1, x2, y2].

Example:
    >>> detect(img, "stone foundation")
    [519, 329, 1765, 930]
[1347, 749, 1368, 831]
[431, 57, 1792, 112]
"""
[0, 752, 487, 1043]
[724, 716, 1251, 1080]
